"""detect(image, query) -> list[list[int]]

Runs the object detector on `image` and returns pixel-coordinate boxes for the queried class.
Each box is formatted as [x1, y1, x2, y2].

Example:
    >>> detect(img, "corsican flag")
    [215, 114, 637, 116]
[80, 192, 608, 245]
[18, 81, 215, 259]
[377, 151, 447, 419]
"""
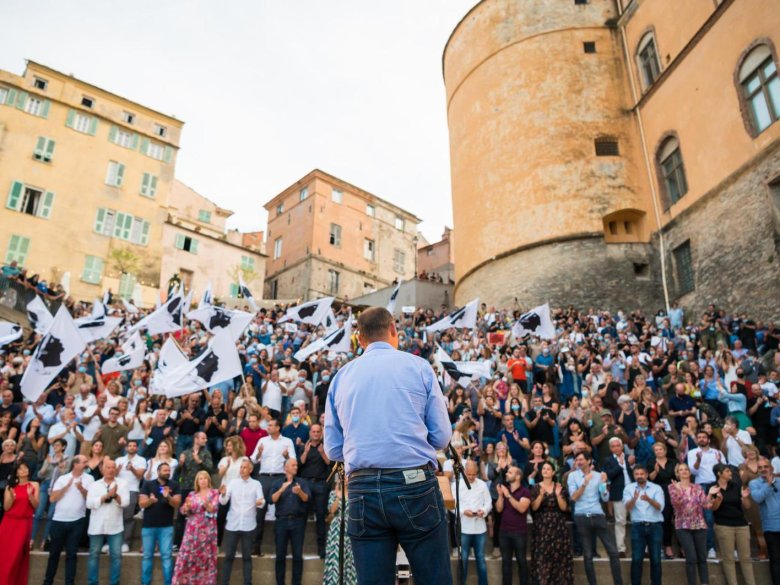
[238, 275, 259, 312]
[21, 306, 86, 401]
[435, 344, 491, 388]
[199, 281, 213, 308]
[74, 315, 122, 343]
[101, 331, 146, 374]
[0, 322, 23, 347]
[162, 330, 243, 398]
[26, 296, 53, 335]
[293, 313, 352, 363]
[279, 297, 334, 326]
[511, 303, 556, 340]
[186, 305, 254, 341]
[386, 281, 402, 314]
[426, 298, 479, 333]
[121, 298, 139, 314]
[149, 337, 189, 395]
[128, 291, 184, 336]
[321, 309, 338, 333]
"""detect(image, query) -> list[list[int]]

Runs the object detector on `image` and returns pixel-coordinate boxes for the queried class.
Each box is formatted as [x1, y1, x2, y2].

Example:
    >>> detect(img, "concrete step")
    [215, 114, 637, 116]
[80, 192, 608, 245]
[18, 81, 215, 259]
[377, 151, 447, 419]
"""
[29, 551, 772, 585]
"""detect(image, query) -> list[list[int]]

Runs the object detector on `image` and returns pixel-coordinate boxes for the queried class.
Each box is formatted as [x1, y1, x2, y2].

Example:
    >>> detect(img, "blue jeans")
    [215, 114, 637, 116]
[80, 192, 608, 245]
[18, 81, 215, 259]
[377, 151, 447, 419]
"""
[275, 516, 306, 585]
[461, 531, 488, 585]
[88, 532, 123, 585]
[176, 433, 194, 456]
[630, 522, 662, 585]
[32, 478, 53, 542]
[347, 468, 452, 585]
[142, 525, 174, 585]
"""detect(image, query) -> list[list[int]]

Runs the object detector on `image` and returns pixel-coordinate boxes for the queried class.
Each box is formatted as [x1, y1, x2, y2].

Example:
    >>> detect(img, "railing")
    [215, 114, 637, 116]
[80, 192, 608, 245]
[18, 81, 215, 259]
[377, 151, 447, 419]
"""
[0, 276, 62, 317]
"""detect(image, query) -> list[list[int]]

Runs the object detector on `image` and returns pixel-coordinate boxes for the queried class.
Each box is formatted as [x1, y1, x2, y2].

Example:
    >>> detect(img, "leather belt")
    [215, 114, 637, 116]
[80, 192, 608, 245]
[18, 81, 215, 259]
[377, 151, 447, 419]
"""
[349, 463, 434, 479]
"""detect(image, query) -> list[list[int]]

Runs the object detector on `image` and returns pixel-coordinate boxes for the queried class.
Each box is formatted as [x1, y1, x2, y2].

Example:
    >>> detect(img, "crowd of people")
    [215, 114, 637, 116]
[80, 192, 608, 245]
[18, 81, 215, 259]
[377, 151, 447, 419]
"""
[0, 280, 779, 585]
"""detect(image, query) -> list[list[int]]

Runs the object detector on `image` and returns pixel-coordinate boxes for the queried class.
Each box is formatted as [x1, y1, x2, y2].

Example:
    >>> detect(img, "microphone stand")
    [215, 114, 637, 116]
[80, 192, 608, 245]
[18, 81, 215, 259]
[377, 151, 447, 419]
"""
[448, 444, 470, 585]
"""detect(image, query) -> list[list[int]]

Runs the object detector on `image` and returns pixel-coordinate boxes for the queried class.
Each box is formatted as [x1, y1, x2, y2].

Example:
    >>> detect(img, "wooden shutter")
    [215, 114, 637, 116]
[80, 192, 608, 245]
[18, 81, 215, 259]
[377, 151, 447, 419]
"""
[44, 139, 55, 162]
[140, 221, 150, 246]
[163, 146, 173, 163]
[95, 208, 106, 233]
[174, 233, 185, 250]
[88, 117, 98, 136]
[40, 100, 50, 119]
[6, 181, 23, 211]
[116, 163, 125, 186]
[38, 191, 54, 219]
[141, 173, 150, 195]
[149, 175, 158, 196]
[140, 137, 149, 156]
[108, 125, 118, 143]
[33, 137, 46, 160]
[65, 109, 76, 128]
[189, 238, 199, 254]
[15, 91, 28, 110]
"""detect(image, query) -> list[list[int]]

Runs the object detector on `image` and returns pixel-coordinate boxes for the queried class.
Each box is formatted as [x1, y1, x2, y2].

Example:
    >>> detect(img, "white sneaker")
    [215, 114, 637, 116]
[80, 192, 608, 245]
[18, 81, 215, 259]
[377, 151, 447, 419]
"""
[451, 548, 458, 559]
[121, 544, 129, 553]
[708, 548, 717, 559]
[101, 544, 109, 554]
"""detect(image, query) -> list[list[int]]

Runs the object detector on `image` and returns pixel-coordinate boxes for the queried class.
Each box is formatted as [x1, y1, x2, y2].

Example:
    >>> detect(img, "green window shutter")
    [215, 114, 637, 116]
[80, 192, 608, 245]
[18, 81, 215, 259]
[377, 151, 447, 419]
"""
[82, 255, 104, 284]
[44, 139, 55, 162]
[5, 89, 17, 105]
[33, 136, 46, 160]
[131, 134, 139, 150]
[95, 208, 106, 233]
[140, 137, 149, 156]
[40, 100, 50, 119]
[174, 233, 185, 250]
[190, 238, 199, 254]
[6, 181, 23, 211]
[140, 172, 150, 195]
[15, 91, 28, 110]
[140, 221, 150, 246]
[38, 191, 54, 219]
[122, 214, 132, 240]
[229, 283, 239, 298]
[88, 117, 98, 136]
[149, 175, 158, 196]
[114, 212, 125, 237]
[163, 146, 173, 163]
[65, 109, 76, 128]
[6, 234, 30, 265]
[108, 125, 118, 144]
[116, 163, 125, 186]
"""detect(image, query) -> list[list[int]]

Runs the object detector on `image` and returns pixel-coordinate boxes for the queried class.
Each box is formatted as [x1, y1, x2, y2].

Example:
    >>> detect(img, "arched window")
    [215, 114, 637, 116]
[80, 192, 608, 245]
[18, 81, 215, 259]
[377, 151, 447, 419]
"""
[739, 44, 780, 134]
[637, 32, 661, 89]
[657, 136, 688, 207]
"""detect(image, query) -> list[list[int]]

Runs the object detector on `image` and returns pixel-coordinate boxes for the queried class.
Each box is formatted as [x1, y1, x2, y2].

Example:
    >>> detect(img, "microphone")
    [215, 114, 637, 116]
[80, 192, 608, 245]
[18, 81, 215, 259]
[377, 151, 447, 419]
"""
[448, 443, 471, 490]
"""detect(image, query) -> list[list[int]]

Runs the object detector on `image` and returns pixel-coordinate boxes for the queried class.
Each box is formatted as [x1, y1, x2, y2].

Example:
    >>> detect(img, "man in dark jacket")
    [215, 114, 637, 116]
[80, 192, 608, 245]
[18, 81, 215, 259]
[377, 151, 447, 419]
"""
[602, 437, 634, 557]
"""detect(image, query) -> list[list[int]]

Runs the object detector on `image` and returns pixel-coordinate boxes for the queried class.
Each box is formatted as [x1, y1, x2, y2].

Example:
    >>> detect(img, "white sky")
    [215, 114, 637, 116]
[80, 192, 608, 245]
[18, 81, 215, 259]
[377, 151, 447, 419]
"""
[0, 0, 476, 244]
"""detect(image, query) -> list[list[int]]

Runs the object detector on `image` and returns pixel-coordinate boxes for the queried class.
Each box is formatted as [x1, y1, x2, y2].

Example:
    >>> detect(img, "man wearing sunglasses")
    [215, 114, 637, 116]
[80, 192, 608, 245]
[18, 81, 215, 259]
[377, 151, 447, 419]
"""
[749, 457, 780, 583]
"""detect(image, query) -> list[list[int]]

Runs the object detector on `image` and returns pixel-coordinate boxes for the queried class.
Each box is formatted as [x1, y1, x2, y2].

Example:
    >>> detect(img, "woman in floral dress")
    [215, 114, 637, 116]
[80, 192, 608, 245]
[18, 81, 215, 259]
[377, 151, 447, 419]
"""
[173, 471, 219, 585]
[323, 480, 357, 585]
[529, 461, 573, 585]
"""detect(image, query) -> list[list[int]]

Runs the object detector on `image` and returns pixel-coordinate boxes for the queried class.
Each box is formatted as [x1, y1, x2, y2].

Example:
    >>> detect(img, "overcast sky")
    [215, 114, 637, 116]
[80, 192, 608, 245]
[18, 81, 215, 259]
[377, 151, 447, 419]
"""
[1, 0, 475, 243]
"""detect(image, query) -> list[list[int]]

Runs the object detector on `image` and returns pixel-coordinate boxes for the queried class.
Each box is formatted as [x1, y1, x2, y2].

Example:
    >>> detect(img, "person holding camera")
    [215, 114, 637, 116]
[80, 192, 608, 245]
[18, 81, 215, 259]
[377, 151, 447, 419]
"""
[85, 458, 129, 585]
[139, 461, 181, 585]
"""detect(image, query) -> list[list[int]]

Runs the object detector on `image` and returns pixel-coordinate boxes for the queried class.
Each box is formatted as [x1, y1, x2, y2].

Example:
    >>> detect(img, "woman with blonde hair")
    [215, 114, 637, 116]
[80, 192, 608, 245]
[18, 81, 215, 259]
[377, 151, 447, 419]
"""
[145, 439, 178, 482]
[172, 470, 219, 585]
[217, 435, 246, 543]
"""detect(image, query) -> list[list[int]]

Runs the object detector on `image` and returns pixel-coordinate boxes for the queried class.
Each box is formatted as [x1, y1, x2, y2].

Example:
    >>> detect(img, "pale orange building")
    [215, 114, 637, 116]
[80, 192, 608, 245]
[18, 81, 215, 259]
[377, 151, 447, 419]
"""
[444, 0, 780, 319]
[417, 226, 455, 283]
[262, 169, 420, 301]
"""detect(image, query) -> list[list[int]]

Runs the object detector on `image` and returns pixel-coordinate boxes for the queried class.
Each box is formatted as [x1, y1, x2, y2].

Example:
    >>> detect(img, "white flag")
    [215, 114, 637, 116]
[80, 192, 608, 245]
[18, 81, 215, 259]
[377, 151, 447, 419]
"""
[149, 337, 189, 395]
[0, 322, 23, 347]
[75, 315, 122, 343]
[121, 298, 139, 314]
[26, 296, 53, 335]
[101, 332, 146, 374]
[91, 297, 106, 319]
[426, 298, 479, 333]
[279, 297, 334, 326]
[162, 330, 243, 398]
[511, 303, 556, 340]
[238, 275, 259, 312]
[21, 306, 86, 401]
[186, 306, 253, 341]
[455, 360, 493, 381]
[386, 281, 402, 314]
[293, 314, 352, 363]
[128, 291, 184, 336]
[322, 309, 338, 333]
[199, 281, 213, 307]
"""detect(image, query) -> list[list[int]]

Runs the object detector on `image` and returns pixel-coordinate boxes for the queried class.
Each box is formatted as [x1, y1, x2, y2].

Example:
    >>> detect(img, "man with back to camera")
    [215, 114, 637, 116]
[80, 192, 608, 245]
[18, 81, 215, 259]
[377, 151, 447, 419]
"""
[325, 307, 453, 585]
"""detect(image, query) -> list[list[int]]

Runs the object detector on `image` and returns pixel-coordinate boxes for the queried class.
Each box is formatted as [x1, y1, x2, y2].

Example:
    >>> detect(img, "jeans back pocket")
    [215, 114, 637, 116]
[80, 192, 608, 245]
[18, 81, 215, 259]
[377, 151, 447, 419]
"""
[347, 495, 366, 538]
[399, 485, 441, 532]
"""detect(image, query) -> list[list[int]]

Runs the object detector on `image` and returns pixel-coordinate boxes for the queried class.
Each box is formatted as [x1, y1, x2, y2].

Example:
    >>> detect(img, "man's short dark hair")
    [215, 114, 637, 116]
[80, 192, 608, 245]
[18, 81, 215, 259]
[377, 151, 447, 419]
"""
[634, 464, 648, 474]
[357, 307, 394, 342]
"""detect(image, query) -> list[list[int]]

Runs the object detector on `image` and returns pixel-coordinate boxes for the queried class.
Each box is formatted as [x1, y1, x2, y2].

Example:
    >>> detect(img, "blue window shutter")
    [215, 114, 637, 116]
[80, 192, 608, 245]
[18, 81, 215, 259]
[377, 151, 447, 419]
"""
[6, 181, 23, 211]
[40, 100, 50, 118]
[38, 191, 54, 219]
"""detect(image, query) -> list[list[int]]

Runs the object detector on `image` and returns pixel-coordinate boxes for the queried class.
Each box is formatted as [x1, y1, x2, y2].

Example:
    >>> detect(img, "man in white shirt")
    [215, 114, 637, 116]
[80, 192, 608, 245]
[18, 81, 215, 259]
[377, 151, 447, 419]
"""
[42, 455, 95, 585]
[262, 370, 283, 418]
[623, 465, 665, 585]
[116, 438, 147, 552]
[686, 430, 722, 557]
[47, 407, 84, 459]
[289, 369, 313, 406]
[456, 460, 492, 585]
[219, 458, 265, 585]
[250, 417, 296, 555]
[86, 459, 130, 585]
[722, 416, 752, 467]
[278, 358, 298, 416]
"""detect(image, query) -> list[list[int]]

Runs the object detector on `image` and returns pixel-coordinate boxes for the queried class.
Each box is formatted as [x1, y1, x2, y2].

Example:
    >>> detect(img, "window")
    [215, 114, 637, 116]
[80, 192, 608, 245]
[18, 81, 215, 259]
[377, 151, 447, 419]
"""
[110, 126, 137, 149]
[140, 173, 158, 197]
[33, 137, 55, 162]
[66, 110, 97, 135]
[332, 188, 343, 204]
[154, 124, 167, 138]
[608, 221, 618, 235]
[658, 136, 688, 206]
[147, 141, 164, 160]
[122, 111, 135, 125]
[15, 93, 49, 118]
[271, 279, 279, 299]
[364, 238, 375, 261]
[198, 209, 212, 223]
[574, 0, 588, 4]
[6, 181, 54, 219]
[241, 255, 255, 271]
[105, 161, 125, 187]
[118, 273, 137, 299]
[33, 77, 47, 91]
[595, 138, 620, 156]
[583, 42, 596, 54]
[82, 255, 104, 284]
[329, 223, 342, 247]
[25, 96, 43, 116]
[274, 237, 283, 259]
[81, 96, 94, 109]
[673, 241, 694, 295]
[0, 87, 8, 103]
[394, 216, 405, 231]
[95, 208, 116, 236]
[5, 234, 30, 265]
[276, 203, 284, 216]
[328, 269, 340, 294]
[739, 44, 780, 134]
[393, 248, 406, 273]
[633, 262, 650, 279]
[638, 33, 661, 88]
[366, 204, 375, 217]
[174, 234, 199, 254]
[299, 187, 308, 201]
[94, 208, 150, 245]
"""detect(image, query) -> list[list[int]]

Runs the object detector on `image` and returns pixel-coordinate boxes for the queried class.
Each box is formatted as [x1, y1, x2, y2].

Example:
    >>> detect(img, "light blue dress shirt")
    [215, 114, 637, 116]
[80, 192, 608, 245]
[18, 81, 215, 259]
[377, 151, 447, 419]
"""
[567, 468, 608, 516]
[749, 477, 780, 532]
[623, 481, 665, 522]
[324, 341, 452, 476]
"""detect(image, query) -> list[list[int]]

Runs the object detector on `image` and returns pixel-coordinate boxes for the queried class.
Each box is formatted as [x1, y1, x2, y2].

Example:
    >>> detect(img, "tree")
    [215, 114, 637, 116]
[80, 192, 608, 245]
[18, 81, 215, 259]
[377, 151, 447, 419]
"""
[227, 264, 258, 297]
[108, 246, 140, 275]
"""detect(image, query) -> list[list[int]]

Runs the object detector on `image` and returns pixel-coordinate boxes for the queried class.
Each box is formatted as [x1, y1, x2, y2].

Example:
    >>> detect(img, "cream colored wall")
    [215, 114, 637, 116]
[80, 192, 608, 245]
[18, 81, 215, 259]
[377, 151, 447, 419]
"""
[169, 180, 229, 233]
[0, 63, 181, 301]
